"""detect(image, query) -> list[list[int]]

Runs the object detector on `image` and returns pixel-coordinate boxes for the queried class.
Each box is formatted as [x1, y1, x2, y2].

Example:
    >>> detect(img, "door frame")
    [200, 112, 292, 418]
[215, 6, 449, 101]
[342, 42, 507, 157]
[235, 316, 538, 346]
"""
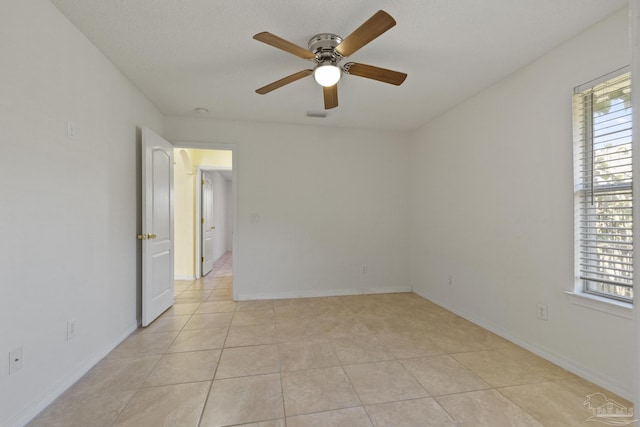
[195, 165, 232, 279]
[172, 142, 238, 299]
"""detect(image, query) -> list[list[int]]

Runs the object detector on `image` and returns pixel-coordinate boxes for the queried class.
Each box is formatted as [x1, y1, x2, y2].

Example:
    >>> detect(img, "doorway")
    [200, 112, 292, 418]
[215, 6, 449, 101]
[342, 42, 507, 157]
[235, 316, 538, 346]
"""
[197, 167, 233, 278]
[173, 147, 235, 287]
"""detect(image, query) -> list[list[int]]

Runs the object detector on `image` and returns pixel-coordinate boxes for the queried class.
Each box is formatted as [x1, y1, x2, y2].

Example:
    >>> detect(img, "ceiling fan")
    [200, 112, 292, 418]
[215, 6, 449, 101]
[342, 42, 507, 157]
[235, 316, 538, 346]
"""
[253, 10, 407, 110]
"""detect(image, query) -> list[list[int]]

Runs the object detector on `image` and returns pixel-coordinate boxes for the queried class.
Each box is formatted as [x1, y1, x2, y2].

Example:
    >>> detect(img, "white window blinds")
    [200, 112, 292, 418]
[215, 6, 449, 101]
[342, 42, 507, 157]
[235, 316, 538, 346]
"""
[574, 70, 632, 302]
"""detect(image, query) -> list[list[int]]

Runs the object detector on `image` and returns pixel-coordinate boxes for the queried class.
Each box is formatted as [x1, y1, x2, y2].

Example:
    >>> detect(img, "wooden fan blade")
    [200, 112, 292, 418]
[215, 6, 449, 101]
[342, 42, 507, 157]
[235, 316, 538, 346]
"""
[253, 32, 316, 60]
[344, 62, 407, 86]
[323, 85, 338, 109]
[335, 10, 396, 57]
[256, 70, 313, 94]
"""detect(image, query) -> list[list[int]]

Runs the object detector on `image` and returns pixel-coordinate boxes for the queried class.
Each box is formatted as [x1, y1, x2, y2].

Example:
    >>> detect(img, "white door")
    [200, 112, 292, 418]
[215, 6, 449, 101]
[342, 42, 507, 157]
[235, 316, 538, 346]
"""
[141, 128, 174, 327]
[201, 171, 215, 276]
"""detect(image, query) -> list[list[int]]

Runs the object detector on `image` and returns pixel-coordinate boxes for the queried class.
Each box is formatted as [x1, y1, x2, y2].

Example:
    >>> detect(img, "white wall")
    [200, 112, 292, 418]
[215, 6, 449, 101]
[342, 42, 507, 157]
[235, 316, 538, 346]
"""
[410, 7, 632, 397]
[164, 118, 412, 300]
[0, 1, 164, 426]
[174, 149, 196, 279]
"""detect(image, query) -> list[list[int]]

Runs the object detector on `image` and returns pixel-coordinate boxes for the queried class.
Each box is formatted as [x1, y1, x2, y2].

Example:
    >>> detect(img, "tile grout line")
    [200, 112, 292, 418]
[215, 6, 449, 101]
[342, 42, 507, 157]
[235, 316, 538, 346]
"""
[196, 260, 236, 427]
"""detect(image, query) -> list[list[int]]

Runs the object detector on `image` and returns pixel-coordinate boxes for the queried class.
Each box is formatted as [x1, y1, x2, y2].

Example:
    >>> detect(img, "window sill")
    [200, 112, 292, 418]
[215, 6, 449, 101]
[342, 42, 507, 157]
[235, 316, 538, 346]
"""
[564, 291, 632, 319]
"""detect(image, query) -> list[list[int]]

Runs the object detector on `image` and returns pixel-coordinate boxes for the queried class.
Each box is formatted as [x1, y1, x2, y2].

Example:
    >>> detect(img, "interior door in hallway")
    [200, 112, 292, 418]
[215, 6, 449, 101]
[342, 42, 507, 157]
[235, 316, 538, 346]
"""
[141, 127, 174, 327]
[201, 171, 215, 276]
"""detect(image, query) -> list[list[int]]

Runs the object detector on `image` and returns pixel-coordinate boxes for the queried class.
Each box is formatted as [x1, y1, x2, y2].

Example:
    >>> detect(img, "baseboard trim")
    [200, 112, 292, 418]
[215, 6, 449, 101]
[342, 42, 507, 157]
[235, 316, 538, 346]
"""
[412, 288, 632, 400]
[236, 286, 411, 301]
[8, 321, 138, 427]
[367, 286, 412, 294]
[174, 275, 196, 281]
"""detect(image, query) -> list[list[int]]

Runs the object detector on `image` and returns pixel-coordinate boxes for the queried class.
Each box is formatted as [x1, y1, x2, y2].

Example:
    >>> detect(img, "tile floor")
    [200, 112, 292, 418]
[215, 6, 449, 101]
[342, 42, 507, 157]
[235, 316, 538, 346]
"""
[29, 252, 631, 426]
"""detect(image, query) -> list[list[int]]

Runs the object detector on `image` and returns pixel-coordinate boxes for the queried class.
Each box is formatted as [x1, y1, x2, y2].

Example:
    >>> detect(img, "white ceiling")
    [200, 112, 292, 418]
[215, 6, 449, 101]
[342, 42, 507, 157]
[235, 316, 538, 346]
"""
[50, 0, 627, 132]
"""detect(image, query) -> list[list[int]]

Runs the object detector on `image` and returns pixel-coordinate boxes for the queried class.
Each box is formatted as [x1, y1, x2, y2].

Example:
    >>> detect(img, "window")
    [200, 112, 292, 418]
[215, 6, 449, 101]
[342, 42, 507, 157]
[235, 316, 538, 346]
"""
[574, 69, 632, 303]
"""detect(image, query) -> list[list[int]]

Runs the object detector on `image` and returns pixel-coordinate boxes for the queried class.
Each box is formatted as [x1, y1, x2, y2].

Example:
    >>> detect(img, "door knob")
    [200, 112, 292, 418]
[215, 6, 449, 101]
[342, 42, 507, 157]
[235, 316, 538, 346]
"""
[137, 234, 147, 240]
[148, 233, 157, 239]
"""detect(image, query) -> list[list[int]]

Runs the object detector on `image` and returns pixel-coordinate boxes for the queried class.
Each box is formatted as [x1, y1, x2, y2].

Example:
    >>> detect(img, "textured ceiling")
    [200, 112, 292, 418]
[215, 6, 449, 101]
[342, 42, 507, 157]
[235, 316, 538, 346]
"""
[50, 0, 627, 131]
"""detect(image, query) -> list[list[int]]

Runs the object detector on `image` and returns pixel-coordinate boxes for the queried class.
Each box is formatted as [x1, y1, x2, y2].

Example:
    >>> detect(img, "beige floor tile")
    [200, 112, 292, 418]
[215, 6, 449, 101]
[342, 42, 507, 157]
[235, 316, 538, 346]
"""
[273, 298, 311, 309]
[436, 389, 543, 427]
[161, 303, 200, 316]
[27, 391, 135, 427]
[555, 375, 633, 408]
[112, 381, 210, 427]
[287, 407, 373, 427]
[208, 289, 233, 301]
[143, 350, 221, 386]
[307, 305, 354, 321]
[274, 307, 313, 323]
[375, 331, 445, 359]
[344, 360, 428, 405]
[200, 374, 284, 427]
[355, 315, 409, 334]
[281, 367, 361, 416]
[365, 397, 458, 427]
[138, 315, 190, 334]
[175, 297, 208, 304]
[236, 300, 274, 312]
[320, 318, 372, 338]
[189, 282, 217, 290]
[231, 309, 275, 326]
[331, 334, 394, 365]
[167, 327, 228, 353]
[107, 331, 178, 358]
[195, 301, 237, 314]
[67, 355, 160, 397]
[275, 319, 327, 342]
[183, 313, 233, 330]
[499, 381, 624, 427]
[400, 355, 489, 395]
[452, 348, 572, 388]
[426, 323, 513, 353]
[304, 296, 347, 308]
[234, 421, 285, 427]
[278, 339, 341, 371]
[179, 289, 213, 300]
[174, 281, 194, 290]
[225, 324, 276, 347]
[216, 344, 280, 379]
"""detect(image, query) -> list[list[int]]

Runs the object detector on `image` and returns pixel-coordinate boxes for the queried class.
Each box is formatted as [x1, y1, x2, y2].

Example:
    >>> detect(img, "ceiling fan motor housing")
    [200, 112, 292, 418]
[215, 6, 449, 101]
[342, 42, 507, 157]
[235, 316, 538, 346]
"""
[308, 33, 343, 64]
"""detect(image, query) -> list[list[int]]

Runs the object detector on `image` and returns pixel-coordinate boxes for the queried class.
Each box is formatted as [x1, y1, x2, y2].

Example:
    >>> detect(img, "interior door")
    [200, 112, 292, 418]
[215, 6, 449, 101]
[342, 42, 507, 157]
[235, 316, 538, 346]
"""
[201, 171, 215, 276]
[141, 127, 174, 327]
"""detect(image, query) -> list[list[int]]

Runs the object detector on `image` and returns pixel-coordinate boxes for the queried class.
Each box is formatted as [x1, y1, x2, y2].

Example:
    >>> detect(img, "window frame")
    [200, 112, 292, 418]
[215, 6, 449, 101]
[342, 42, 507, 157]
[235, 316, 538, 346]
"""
[573, 67, 633, 305]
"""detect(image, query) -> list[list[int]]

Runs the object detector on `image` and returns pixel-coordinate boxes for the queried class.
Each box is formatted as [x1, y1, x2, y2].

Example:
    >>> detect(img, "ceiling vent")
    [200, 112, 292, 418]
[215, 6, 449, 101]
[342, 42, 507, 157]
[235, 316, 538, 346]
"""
[306, 111, 327, 118]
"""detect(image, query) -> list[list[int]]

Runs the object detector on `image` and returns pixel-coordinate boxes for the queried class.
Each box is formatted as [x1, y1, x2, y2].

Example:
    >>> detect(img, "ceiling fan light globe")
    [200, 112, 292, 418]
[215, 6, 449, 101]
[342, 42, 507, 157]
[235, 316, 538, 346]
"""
[314, 64, 341, 87]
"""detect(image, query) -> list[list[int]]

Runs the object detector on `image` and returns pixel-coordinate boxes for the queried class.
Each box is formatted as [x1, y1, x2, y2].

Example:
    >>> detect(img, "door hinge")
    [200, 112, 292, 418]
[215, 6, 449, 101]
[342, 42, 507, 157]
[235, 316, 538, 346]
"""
[201, 218, 205, 224]
[201, 256, 204, 262]
[202, 179, 205, 185]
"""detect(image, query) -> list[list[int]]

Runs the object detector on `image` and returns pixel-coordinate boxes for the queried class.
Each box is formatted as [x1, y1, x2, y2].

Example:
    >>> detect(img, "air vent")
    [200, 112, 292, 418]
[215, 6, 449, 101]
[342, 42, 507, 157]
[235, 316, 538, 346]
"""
[306, 111, 327, 118]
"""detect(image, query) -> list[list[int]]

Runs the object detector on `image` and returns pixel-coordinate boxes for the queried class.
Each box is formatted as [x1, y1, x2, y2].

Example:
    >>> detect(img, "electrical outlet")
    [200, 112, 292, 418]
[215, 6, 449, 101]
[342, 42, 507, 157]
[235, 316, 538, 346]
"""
[362, 264, 367, 274]
[537, 304, 548, 321]
[9, 347, 22, 375]
[67, 320, 77, 340]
